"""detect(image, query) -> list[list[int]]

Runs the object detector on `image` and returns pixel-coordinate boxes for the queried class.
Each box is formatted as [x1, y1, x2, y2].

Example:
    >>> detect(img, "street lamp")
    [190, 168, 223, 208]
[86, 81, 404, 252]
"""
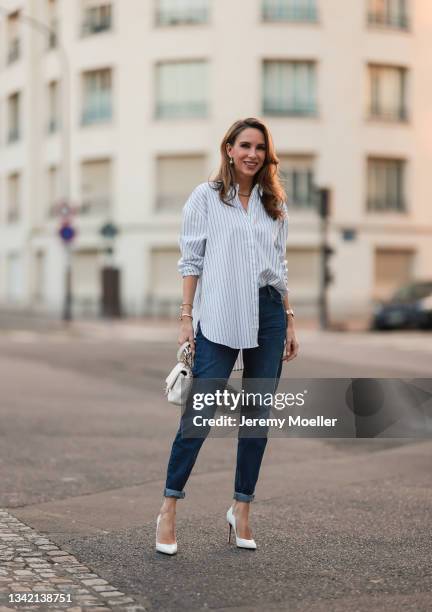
[0, 4, 72, 321]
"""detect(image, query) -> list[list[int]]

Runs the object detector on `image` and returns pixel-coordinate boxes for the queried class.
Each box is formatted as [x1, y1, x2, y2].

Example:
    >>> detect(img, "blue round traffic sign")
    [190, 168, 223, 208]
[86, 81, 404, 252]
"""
[59, 224, 76, 242]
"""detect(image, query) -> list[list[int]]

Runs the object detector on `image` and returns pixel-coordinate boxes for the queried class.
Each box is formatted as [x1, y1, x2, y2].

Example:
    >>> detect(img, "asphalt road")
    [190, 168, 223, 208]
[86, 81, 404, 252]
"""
[0, 321, 431, 611]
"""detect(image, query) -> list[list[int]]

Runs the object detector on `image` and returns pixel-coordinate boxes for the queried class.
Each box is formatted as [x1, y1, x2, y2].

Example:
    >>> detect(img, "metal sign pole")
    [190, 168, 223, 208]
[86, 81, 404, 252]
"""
[63, 242, 72, 322]
[58, 219, 76, 321]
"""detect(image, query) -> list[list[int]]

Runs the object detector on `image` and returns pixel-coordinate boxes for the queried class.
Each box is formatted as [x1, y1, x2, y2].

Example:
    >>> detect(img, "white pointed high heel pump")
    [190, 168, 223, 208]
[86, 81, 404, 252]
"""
[226, 506, 257, 550]
[155, 514, 177, 555]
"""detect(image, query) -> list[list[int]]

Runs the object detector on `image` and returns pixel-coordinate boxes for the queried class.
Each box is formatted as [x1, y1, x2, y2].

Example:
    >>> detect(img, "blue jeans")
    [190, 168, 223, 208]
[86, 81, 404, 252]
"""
[164, 285, 287, 502]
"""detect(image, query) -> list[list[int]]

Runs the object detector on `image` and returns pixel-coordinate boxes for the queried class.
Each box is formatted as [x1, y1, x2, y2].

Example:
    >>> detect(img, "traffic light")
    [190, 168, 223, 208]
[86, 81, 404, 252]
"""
[319, 188, 330, 218]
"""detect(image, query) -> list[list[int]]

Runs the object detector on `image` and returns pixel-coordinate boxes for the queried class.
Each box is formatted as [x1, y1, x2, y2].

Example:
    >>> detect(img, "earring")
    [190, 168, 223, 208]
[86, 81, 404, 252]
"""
[229, 157, 234, 166]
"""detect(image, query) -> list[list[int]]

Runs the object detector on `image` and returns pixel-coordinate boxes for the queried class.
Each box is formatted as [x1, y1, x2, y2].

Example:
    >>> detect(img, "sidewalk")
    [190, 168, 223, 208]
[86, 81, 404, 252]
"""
[0, 306, 371, 336]
[0, 510, 142, 611]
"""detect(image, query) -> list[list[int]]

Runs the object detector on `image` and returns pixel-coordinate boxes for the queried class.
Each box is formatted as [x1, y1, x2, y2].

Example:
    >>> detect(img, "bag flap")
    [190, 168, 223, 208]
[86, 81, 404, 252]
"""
[165, 362, 189, 389]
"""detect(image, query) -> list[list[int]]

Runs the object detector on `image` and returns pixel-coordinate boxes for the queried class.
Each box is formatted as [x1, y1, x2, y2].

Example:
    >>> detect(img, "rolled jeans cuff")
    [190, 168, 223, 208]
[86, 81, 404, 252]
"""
[233, 491, 255, 502]
[164, 488, 185, 499]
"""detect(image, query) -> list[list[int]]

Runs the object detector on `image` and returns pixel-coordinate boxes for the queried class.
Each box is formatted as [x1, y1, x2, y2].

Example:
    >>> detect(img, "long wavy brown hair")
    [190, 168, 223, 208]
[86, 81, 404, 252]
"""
[210, 118, 286, 221]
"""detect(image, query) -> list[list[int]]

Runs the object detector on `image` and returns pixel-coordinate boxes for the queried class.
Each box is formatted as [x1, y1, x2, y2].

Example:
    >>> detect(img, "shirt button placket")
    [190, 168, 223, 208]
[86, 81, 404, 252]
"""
[248, 223, 259, 343]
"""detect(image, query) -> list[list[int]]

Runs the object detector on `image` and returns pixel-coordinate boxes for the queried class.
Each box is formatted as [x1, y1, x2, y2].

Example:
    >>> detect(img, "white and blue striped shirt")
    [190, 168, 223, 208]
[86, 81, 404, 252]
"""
[178, 181, 289, 370]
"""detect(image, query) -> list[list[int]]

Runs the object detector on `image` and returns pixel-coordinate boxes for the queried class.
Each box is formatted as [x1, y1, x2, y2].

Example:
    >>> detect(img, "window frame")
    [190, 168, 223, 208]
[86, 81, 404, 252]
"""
[80, 67, 113, 126]
[154, 0, 210, 27]
[366, 156, 407, 213]
[367, 63, 408, 123]
[154, 59, 209, 120]
[262, 59, 318, 117]
[261, 0, 319, 24]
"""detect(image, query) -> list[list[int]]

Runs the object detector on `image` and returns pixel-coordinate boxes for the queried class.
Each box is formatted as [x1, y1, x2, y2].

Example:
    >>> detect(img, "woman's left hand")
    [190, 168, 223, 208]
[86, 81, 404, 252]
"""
[282, 320, 299, 362]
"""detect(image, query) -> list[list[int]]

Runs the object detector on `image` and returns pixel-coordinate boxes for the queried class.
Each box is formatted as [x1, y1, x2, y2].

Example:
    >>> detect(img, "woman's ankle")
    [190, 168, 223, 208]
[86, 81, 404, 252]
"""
[233, 500, 250, 514]
[160, 498, 177, 515]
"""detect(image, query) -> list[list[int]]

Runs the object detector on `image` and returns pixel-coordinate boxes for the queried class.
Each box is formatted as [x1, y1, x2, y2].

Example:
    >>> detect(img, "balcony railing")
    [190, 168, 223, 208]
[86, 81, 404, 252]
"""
[262, 1, 317, 22]
[81, 12, 112, 36]
[81, 103, 112, 125]
[282, 171, 318, 209]
[156, 101, 207, 119]
[156, 8, 208, 26]
[367, 197, 406, 212]
[369, 105, 408, 122]
[263, 100, 317, 116]
[7, 38, 20, 64]
[368, 11, 409, 29]
[7, 127, 20, 143]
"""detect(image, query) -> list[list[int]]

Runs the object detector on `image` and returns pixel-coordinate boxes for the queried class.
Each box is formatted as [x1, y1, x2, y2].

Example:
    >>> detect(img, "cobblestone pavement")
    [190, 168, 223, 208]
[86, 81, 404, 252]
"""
[0, 510, 145, 612]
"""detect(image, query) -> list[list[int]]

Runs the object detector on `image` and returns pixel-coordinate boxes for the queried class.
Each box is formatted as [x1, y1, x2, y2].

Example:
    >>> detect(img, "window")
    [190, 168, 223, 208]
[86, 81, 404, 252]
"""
[368, 65, 407, 121]
[155, 155, 206, 211]
[156, 61, 208, 118]
[367, 158, 406, 212]
[47, 0, 58, 49]
[7, 173, 20, 223]
[156, 0, 209, 25]
[374, 249, 414, 300]
[278, 155, 316, 209]
[80, 159, 111, 215]
[7, 93, 20, 143]
[263, 61, 317, 116]
[6, 252, 23, 302]
[82, 0, 112, 35]
[368, 0, 409, 29]
[47, 166, 61, 217]
[47, 81, 60, 133]
[262, 0, 317, 22]
[32, 251, 46, 303]
[7, 11, 20, 65]
[81, 69, 112, 125]
[286, 247, 320, 299]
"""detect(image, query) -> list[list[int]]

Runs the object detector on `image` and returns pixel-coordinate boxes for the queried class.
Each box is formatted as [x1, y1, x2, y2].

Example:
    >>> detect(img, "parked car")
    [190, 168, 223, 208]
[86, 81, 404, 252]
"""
[371, 280, 432, 330]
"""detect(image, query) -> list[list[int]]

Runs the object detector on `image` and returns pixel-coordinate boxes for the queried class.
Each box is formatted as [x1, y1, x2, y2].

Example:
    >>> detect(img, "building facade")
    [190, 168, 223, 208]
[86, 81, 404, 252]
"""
[0, 0, 431, 320]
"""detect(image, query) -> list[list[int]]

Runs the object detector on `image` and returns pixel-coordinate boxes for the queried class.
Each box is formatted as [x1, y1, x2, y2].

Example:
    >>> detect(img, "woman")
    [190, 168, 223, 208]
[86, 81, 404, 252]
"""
[156, 117, 299, 554]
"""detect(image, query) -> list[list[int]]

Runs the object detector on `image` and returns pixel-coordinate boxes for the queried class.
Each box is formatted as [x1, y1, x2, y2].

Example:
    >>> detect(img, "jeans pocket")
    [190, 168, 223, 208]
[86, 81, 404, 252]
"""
[268, 286, 282, 304]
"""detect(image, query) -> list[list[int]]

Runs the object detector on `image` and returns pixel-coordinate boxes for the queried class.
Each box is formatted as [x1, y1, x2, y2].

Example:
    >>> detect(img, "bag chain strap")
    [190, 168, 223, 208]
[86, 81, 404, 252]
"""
[180, 344, 194, 369]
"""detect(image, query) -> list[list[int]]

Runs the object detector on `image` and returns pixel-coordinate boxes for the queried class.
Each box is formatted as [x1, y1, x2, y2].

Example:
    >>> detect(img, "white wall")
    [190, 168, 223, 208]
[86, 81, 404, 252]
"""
[0, 0, 431, 320]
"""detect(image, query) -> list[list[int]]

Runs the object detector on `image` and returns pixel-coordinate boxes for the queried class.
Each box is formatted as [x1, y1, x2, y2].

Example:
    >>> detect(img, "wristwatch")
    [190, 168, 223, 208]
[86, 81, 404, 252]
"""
[285, 308, 295, 318]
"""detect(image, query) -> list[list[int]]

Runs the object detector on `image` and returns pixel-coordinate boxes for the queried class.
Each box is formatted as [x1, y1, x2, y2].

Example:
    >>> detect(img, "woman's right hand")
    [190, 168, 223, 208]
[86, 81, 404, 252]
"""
[178, 320, 195, 357]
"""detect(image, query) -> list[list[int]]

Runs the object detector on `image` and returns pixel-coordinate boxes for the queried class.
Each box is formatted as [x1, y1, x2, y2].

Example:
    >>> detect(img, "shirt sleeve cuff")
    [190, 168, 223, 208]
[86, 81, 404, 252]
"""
[179, 264, 202, 277]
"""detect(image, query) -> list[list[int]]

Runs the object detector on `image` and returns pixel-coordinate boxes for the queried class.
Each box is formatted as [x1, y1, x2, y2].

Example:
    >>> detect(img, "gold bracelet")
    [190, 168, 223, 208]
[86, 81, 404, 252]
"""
[179, 313, 193, 321]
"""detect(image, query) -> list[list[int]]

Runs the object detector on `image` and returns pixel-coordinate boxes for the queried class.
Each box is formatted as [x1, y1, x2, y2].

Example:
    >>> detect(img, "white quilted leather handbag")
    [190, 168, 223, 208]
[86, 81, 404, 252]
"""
[165, 341, 194, 405]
